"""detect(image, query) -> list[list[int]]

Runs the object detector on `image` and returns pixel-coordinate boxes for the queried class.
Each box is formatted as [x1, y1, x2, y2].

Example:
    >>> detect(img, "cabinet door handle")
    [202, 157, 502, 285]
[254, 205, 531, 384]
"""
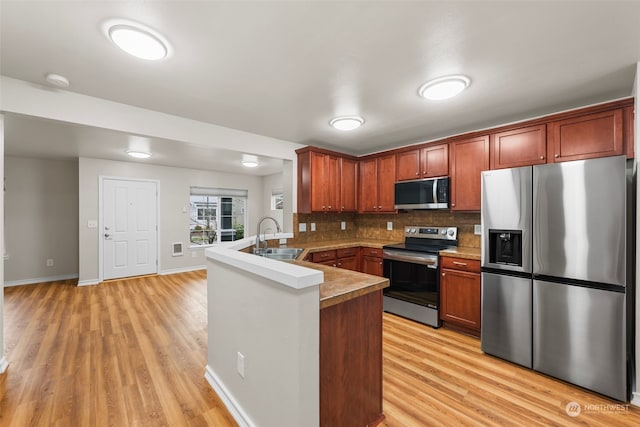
[442, 272, 445, 276]
[415, 172, 419, 176]
[423, 170, 427, 175]
[378, 205, 382, 209]
[451, 203, 456, 207]
[555, 154, 559, 158]
[452, 261, 468, 266]
[328, 205, 332, 209]
[540, 156, 545, 160]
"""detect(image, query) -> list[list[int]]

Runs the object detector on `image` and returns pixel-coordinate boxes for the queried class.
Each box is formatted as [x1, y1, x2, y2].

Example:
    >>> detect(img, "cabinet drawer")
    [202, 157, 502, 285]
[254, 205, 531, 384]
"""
[361, 247, 382, 257]
[337, 247, 358, 258]
[312, 250, 337, 262]
[441, 257, 480, 273]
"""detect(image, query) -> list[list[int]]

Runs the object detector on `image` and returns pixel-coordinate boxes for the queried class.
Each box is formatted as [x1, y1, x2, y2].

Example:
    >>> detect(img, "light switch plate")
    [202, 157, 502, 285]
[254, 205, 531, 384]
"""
[387, 221, 393, 231]
[237, 352, 245, 378]
[341, 221, 346, 231]
[299, 223, 307, 232]
[311, 223, 316, 232]
[474, 224, 482, 235]
[87, 220, 97, 229]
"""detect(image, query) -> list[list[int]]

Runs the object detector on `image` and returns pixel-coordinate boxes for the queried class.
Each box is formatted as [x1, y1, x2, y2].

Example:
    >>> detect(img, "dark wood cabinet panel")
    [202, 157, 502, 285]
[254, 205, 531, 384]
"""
[297, 147, 358, 214]
[624, 106, 634, 159]
[320, 291, 383, 427]
[358, 155, 396, 213]
[311, 250, 336, 263]
[397, 145, 448, 181]
[396, 149, 421, 181]
[337, 256, 358, 271]
[450, 136, 489, 212]
[440, 261, 481, 336]
[340, 158, 358, 212]
[361, 255, 383, 277]
[377, 154, 396, 212]
[358, 158, 378, 213]
[490, 124, 546, 169]
[548, 109, 623, 162]
[421, 144, 449, 178]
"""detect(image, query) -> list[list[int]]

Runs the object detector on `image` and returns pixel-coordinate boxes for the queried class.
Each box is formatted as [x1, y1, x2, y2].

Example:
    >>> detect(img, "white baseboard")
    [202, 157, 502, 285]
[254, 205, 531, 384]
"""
[160, 265, 206, 276]
[0, 357, 8, 374]
[4, 274, 79, 287]
[631, 391, 640, 407]
[77, 279, 100, 287]
[204, 365, 253, 427]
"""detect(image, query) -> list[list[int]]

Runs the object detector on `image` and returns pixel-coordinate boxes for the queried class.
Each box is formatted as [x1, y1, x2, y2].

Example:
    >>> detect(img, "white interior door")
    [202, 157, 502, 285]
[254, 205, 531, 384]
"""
[103, 179, 158, 280]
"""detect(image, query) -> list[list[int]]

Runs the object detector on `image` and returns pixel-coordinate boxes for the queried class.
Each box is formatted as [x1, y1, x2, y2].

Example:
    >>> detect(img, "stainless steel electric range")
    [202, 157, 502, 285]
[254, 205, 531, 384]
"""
[382, 226, 458, 327]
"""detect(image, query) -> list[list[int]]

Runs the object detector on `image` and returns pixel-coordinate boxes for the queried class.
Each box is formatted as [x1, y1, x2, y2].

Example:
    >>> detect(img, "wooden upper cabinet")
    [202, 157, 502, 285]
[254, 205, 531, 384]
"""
[624, 106, 634, 159]
[358, 154, 396, 213]
[297, 147, 356, 214]
[490, 124, 546, 169]
[396, 149, 421, 181]
[396, 145, 448, 181]
[421, 144, 449, 178]
[548, 109, 623, 162]
[340, 158, 358, 212]
[450, 136, 489, 212]
[358, 158, 378, 213]
[377, 154, 396, 212]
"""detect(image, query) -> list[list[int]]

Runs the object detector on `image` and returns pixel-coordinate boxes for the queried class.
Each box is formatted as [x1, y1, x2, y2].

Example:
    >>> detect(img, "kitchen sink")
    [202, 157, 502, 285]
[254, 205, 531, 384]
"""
[253, 247, 303, 260]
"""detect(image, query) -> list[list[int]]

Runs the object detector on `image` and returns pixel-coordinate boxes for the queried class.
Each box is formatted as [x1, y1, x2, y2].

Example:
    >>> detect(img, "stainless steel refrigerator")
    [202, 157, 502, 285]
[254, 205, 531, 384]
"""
[481, 155, 633, 401]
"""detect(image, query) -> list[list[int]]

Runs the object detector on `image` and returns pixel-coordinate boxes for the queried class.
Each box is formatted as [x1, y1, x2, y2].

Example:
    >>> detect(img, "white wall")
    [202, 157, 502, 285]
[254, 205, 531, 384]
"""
[4, 157, 79, 285]
[78, 158, 266, 284]
[0, 115, 6, 373]
[205, 257, 319, 427]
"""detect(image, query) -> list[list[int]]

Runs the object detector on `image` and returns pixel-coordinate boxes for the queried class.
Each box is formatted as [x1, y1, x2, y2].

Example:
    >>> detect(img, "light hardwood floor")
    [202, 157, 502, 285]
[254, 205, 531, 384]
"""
[1, 272, 639, 426]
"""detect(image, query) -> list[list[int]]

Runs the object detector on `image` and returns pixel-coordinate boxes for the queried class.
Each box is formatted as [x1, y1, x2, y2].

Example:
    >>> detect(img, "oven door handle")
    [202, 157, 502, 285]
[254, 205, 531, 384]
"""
[383, 250, 438, 268]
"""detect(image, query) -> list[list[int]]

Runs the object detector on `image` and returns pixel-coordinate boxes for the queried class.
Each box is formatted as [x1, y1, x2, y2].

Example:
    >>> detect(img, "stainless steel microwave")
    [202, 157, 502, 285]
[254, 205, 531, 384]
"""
[394, 177, 449, 209]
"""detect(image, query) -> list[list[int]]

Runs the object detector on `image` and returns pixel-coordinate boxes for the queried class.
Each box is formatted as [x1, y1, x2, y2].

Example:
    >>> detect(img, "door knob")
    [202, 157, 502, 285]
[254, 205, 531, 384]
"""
[104, 233, 112, 239]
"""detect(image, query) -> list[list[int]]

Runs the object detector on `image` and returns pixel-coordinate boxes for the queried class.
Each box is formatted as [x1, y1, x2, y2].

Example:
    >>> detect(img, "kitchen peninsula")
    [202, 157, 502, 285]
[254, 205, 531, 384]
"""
[204, 245, 388, 427]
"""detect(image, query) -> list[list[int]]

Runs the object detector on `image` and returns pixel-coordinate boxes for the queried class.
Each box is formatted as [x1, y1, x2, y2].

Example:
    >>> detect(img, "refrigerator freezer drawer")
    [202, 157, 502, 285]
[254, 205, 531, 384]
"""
[481, 272, 532, 368]
[533, 280, 626, 401]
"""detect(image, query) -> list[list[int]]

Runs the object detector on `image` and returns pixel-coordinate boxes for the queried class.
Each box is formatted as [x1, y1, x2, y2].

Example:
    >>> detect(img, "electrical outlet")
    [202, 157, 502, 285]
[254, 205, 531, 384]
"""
[311, 223, 316, 232]
[387, 221, 393, 231]
[237, 352, 245, 378]
[46, 259, 54, 267]
[341, 221, 346, 231]
[279, 238, 287, 245]
[299, 223, 307, 232]
[474, 224, 482, 235]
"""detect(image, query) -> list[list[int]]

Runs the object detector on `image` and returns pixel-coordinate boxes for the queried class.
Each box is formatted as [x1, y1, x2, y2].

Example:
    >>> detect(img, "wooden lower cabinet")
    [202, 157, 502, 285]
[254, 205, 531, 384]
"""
[361, 247, 384, 276]
[336, 256, 358, 271]
[320, 290, 384, 427]
[440, 256, 481, 337]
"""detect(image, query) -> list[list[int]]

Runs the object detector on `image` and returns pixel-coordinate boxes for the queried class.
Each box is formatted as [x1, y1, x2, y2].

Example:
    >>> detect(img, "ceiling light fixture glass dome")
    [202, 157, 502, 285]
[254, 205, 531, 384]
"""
[419, 75, 471, 100]
[108, 24, 168, 60]
[126, 150, 152, 159]
[242, 154, 259, 168]
[329, 116, 364, 131]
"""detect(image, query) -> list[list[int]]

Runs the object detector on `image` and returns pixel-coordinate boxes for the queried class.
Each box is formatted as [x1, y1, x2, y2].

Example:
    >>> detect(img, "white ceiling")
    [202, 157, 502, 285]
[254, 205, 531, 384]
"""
[1, 1, 639, 172]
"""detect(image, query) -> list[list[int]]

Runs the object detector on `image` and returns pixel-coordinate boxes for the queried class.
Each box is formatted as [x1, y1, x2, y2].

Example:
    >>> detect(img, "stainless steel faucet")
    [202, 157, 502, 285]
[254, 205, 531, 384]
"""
[255, 216, 282, 253]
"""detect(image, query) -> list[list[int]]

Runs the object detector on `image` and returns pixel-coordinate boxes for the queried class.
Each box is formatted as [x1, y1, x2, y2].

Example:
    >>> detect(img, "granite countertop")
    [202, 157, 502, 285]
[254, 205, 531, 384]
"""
[292, 260, 389, 309]
[439, 246, 481, 260]
[292, 239, 401, 261]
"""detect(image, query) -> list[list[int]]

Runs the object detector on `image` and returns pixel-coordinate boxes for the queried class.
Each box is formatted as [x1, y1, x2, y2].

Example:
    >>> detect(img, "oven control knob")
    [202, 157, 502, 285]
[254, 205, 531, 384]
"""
[410, 228, 416, 234]
[447, 228, 455, 237]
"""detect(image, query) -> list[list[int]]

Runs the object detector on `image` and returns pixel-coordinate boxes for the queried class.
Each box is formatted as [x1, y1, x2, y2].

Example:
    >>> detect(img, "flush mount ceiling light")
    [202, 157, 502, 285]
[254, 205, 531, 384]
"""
[418, 75, 471, 100]
[107, 22, 169, 60]
[242, 154, 259, 168]
[329, 116, 364, 131]
[45, 73, 70, 88]
[126, 150, 151, 159]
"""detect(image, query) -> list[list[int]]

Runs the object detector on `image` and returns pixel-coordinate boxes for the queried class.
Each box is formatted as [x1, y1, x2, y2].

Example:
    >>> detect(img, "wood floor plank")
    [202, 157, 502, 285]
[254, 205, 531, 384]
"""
[2, 272, 640, 426]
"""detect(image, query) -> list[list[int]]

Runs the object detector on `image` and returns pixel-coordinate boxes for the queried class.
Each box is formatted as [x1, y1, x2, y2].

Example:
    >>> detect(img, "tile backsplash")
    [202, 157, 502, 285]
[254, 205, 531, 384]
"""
[294, 211, 481, 248]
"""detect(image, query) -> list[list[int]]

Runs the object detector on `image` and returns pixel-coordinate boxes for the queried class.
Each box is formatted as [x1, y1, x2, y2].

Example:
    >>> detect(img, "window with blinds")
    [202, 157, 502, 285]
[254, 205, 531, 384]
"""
[189, 187, 247, 246]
